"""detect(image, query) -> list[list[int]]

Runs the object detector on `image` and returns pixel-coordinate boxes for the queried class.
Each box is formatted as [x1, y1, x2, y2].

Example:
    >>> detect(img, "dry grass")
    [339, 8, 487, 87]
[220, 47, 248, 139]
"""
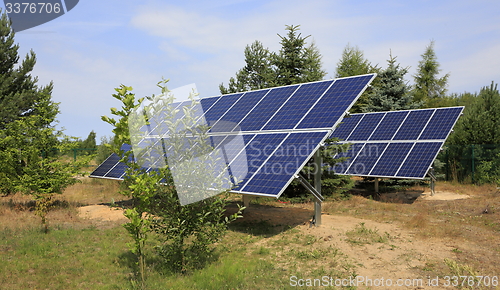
[323, 181, 500, 279]
[0, 177, 123, 231]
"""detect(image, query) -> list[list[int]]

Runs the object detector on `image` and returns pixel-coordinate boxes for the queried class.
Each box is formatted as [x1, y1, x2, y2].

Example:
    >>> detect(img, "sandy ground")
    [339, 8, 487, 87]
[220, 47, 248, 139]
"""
[77, 191, 471, 289]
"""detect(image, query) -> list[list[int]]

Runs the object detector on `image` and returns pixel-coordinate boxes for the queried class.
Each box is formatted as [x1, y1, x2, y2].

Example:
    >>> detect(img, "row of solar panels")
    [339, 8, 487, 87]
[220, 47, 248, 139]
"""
[140, 74, 375, 136]
[91, 74, 376, 198]
[329, 107, 464, 179]
[90, 74, 463, 198]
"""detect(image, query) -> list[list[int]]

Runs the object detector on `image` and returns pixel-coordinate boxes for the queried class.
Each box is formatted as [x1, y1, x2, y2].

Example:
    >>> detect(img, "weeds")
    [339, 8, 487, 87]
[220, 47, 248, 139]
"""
[345, 222, 390, 245]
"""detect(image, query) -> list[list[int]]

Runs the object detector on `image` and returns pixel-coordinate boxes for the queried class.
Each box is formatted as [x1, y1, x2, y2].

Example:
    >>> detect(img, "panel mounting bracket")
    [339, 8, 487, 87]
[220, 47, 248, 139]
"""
[296, 150, 323, 226]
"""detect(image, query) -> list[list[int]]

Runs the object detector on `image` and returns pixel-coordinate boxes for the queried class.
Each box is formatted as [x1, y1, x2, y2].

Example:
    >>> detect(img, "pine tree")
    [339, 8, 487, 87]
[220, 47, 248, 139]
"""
[219, 25, 326, 93]
[413, 40, 449, 105]
[364, 53, 422, 112]
[273, 25, 326, 86]
[0, 10, 83, 230]
[219, 41, 274, 94]
[0, 11, 53, 128]
[335, 44, 373, 78]
[335, 44, 379, 112]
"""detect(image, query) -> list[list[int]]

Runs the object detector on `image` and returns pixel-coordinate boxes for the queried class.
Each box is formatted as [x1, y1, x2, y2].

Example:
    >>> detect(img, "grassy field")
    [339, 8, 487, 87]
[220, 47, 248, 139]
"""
[1, 178, 499, 289]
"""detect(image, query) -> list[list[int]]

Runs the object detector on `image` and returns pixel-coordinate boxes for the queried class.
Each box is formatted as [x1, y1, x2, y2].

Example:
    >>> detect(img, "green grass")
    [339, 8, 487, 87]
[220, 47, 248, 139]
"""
[344, 222, 390, 245]
[0, 226, 131, 289]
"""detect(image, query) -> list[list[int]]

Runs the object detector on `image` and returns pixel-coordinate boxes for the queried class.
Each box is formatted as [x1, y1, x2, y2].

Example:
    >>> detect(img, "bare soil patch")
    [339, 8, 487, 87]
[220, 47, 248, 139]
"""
[77, 205, 127, 222]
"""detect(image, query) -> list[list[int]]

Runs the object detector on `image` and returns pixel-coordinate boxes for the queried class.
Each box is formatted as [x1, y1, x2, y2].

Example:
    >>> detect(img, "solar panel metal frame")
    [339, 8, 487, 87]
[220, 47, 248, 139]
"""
[90, 74, 377, 198]
[330, 106, 464, 179]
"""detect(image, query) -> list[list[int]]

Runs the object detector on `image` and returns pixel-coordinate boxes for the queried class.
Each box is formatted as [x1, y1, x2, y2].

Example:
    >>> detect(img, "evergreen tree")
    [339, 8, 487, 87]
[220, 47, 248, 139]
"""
[273, 25, 326, 86]
[0, 11, 53, 128]
[0, 10, 83, 230]
[219, 25, 326, 93]
[413, 40, 449, 105]
[335, 44, 373, 78]
[448, 82, 500, 145]
[363, 53, 422, 112]
[335, 44, 379, 112]
[219, 41, 274, 94]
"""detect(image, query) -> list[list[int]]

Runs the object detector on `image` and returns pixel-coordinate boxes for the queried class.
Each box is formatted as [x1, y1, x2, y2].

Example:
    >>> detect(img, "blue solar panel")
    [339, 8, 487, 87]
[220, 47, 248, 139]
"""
[331, 143, 365, 174]
[212, 90, 269, 132]
[200, 96, 221, 113]
[348, 113, 384, 141]
[91, 74, 377, 198]
[239, 132, 325, 196]
[296, 75, 375, 129]
[204, 92, 244, 127]
[419, 107, 463, 140]
[106, 162, 128, 179]
[393, 109, 434, 140]
[369, 143, 413, 177]
[90, 153, 120, 178]
[330, 107, 463, 179]
[237, 85, 299, 131]
[396, 142, 442, 178]
[231, 133, 289, 191]
[263, 81, 333, 130]
[369, 111, 408, 140]
[330, 114, 363, 140]
[346, 143, 388, 175]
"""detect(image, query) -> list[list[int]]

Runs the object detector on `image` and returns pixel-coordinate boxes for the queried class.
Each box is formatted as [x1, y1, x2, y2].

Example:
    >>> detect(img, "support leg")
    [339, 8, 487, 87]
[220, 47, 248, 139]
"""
[313, 150, 322, 226]
[242, 194, 253, 209]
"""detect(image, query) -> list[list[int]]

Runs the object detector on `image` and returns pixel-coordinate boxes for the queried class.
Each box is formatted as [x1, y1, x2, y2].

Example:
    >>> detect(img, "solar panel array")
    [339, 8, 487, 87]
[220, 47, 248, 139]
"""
[330, 106, 464, 179]
[90, 74, 377, 198]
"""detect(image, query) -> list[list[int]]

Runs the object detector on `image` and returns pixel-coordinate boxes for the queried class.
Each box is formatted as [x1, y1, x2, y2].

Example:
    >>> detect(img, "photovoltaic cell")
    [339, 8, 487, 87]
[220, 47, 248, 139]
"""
[204, 92, 244, 127]
[347, 113, 384, 141]
[346, 143, 388, 176]
[419, 107, 463, 140]
[369, 142, 413, 176]
[396, 142, 442, 178]
[212, 90, 269, 132]
[90, 153, 120, 178]
[296, 75, 374, 129]
[230, 133, 288, 191]
[393, 109, 434, 140]
[239, 132, 325, 196]
[331, 143, 365, 174]
[237, 85, 299, 131]
[329, 114, 363, 140]
[369, 111, 408, 140]
[330, 106, 464, 179]
[263, 81, 333, 130]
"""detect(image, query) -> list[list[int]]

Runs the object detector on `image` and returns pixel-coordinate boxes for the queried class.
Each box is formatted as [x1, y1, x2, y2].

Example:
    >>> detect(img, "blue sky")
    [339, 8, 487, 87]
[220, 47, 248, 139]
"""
[3, 0, 500, 142]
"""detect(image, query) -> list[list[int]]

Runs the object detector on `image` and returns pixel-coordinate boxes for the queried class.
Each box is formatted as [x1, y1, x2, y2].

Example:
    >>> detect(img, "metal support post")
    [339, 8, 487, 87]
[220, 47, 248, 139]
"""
[429, 168, 436, 196]
[313, 150, 322, 226]
[374, 177, 379, 194]
[242, 194, 253, 209]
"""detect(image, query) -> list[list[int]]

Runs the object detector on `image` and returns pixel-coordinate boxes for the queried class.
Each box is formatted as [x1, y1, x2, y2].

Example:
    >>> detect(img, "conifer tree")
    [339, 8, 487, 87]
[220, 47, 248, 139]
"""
[273, 25, 326, 86]
[219, 41, 274, 94]
[413, 40, 449, 105]
[364, 53, 422, 112]
[335, 44, 379, 112]
[0, 10, 82, 230]
[220, 25, 326, 93]
[0, 11, 52, 128]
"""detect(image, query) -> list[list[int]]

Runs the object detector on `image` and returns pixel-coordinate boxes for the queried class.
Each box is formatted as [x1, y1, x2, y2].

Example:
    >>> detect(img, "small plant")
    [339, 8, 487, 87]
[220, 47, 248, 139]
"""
[345, 222, 389, 245]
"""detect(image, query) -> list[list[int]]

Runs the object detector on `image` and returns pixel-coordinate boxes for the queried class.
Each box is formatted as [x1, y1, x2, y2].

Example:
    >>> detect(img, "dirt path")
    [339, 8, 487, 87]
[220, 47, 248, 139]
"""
[76, 191, 471, 289]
